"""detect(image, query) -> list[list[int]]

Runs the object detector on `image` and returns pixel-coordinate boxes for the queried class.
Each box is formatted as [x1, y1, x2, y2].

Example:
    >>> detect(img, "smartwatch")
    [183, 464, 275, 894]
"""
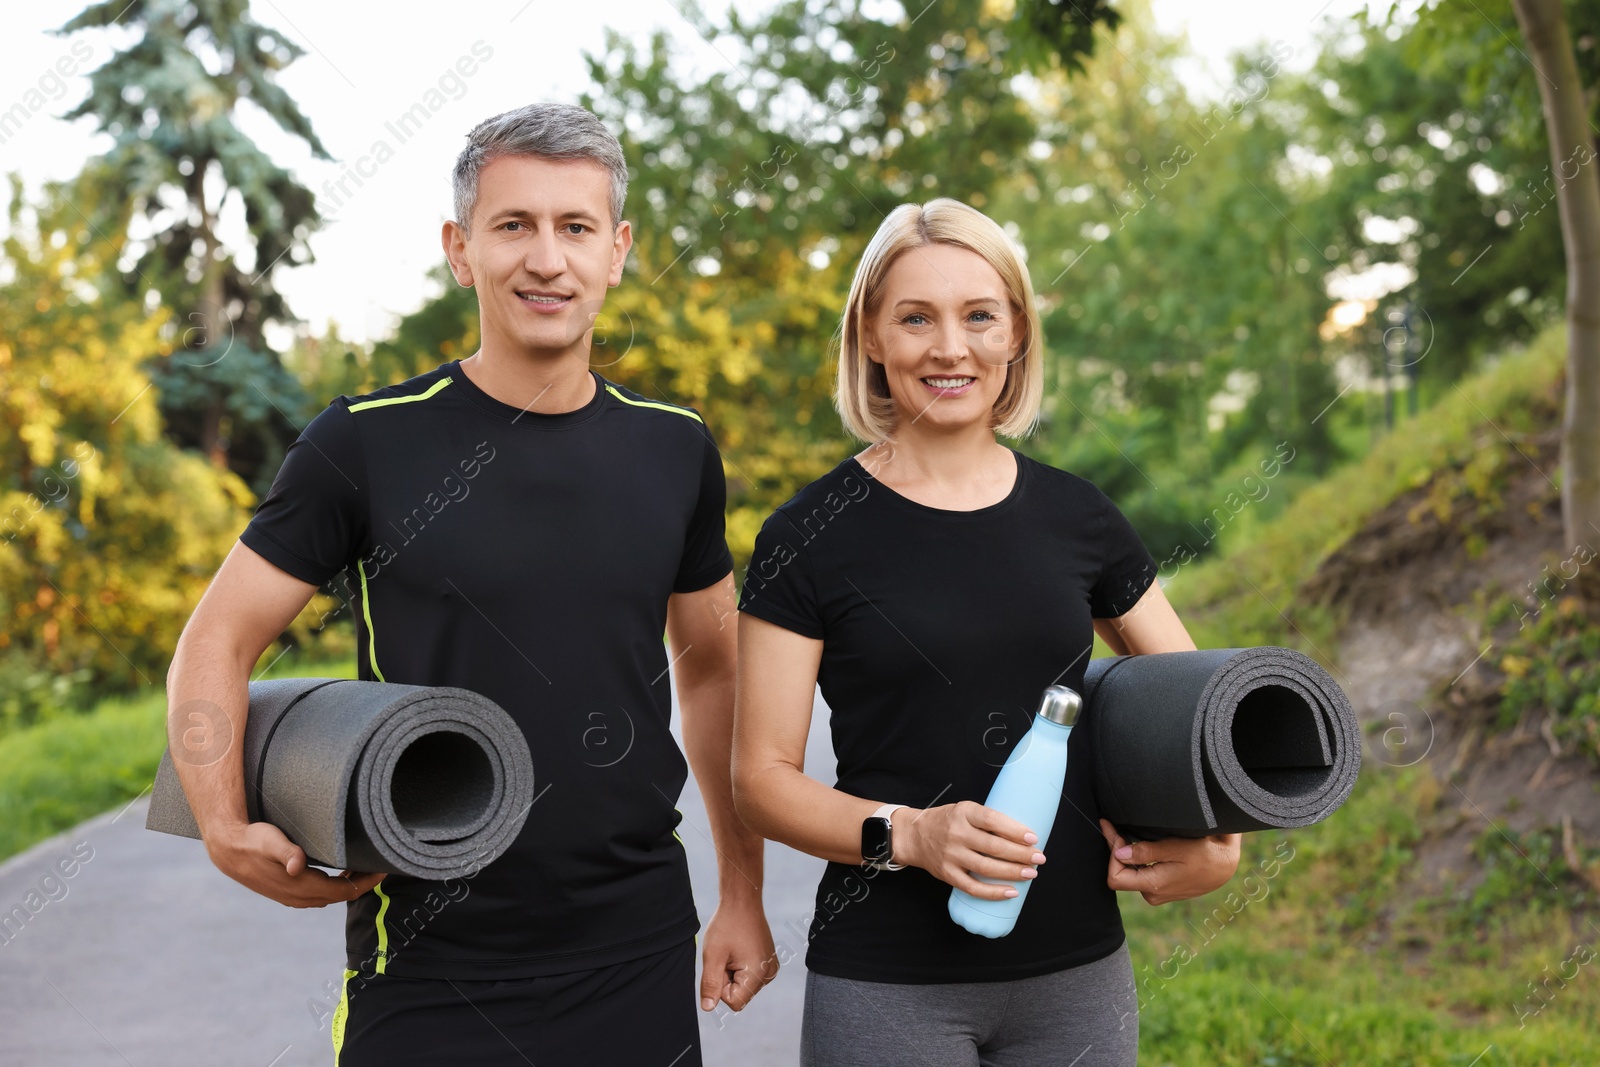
[861, 804, 906, 870]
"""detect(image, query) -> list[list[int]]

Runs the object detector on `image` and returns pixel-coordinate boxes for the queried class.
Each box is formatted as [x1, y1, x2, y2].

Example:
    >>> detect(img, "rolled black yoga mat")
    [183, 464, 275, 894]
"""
[146, 678, 534, 878]
[1080, 647, 1360, 840]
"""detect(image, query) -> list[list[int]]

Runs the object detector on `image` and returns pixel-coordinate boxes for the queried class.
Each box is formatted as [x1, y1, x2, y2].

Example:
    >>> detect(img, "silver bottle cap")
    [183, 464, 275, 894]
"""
[1038, 685, 1082, 727]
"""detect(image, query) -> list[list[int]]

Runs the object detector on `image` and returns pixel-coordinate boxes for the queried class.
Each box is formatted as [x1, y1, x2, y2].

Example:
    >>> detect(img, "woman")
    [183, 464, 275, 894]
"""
[732, 199, 1241, 1066]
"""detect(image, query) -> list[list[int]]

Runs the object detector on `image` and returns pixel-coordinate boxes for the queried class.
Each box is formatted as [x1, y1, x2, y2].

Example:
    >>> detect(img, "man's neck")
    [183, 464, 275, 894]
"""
[458, 346, 596, 416]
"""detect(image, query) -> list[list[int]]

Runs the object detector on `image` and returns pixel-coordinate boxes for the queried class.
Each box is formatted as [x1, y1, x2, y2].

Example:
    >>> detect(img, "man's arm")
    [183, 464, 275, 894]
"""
[666, 573, 777, 1013]
[1091, 579, 1241, 905]
[167, 541, 383, 908]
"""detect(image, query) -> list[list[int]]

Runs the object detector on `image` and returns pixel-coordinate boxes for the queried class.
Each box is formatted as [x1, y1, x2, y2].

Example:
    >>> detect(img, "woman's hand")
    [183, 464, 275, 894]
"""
[1098, 819, 1241, 905]
[894, 801, 1047, 900]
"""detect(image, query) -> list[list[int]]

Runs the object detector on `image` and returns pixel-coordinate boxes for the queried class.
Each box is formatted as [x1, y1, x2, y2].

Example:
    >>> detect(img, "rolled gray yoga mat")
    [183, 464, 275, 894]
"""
[1080, 647, 1360, 840]
[147, 678, 534, 878]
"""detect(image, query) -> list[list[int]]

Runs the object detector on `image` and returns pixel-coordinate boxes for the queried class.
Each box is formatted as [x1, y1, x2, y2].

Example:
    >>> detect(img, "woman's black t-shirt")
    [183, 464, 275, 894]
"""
[737, 447, 1159, 984]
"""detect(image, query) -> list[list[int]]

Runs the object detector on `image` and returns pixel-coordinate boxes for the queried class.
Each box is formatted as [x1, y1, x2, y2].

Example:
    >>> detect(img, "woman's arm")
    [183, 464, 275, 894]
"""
[1092, 578, 1196, 655]
[1091, 579, 1241, 905]
[732, 613, 1043, 900]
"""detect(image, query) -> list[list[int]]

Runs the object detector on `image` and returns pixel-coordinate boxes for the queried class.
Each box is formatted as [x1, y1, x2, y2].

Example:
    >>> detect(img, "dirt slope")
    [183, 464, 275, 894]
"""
[1301, 410, 1600, 898]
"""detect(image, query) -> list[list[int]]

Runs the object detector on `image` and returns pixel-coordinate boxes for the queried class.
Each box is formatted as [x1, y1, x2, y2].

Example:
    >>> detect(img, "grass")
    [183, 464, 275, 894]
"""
[0, 653, 355, 862]
[1122, 763, 1600, 1065]
[1483, 587, 1600, 766]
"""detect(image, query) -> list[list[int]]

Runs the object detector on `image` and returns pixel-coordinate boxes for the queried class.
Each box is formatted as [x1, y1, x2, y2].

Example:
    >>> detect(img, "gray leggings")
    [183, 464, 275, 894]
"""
[800, 941, 1138, 1067]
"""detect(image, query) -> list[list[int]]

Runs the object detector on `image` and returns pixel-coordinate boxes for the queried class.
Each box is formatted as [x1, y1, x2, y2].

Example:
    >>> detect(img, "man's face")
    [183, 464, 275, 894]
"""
[443, 154, 631, 361]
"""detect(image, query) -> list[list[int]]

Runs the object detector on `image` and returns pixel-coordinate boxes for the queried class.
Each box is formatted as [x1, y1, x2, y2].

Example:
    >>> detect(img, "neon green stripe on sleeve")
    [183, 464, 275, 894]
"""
[604, 384, 704, 423]
[348, 377, 453, 413]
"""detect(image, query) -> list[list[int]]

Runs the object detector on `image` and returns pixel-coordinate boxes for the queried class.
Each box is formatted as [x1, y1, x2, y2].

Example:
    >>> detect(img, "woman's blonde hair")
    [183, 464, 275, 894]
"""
[834, 198, 1045, 443]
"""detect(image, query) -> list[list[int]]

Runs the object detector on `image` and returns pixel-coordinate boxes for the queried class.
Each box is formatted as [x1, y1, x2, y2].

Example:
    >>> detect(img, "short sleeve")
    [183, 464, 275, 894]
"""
[737, 509, 823, 639]
[1089, 487, 1159, 619]
[239, 400, 368, 587]
[672, 424, 735, 593]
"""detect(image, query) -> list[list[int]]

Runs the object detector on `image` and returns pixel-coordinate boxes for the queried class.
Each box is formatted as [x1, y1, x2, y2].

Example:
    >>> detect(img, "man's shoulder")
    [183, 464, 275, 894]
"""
[597, 377, 706, 429]
[341, 364, 456, 416]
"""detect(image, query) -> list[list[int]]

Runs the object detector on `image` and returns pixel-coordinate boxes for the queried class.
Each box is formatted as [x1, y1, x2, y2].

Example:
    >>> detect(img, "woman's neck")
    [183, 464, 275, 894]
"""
[856, 421, 1016, 511]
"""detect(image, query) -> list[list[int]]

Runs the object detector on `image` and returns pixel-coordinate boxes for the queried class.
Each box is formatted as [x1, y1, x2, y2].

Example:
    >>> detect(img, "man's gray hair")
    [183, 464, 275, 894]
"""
[452, 102, 628, 234]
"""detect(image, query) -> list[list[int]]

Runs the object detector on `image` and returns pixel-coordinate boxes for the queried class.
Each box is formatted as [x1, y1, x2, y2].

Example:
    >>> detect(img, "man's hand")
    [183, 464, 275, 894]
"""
[698, 900, 778, 1013]
[1099, 819, 1241, 906]
[207, 821, 384, 908]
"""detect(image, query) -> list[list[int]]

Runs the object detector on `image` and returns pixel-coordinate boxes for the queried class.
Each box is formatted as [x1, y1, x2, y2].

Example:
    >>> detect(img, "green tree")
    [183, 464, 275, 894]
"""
[1296, 11, 1566, 390]
[995, 9, 1340, 563]
[1395, 0, 1600, 570]
[55, 0, 329, 492]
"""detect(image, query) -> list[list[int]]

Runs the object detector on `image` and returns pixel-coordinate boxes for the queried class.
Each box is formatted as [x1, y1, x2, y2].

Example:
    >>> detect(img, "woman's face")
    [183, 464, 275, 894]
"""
[863, 243, 1020, 434]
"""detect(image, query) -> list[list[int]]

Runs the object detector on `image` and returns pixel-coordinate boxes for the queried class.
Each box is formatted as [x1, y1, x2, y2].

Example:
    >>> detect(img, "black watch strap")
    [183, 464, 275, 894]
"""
[861, 803, 905, 870]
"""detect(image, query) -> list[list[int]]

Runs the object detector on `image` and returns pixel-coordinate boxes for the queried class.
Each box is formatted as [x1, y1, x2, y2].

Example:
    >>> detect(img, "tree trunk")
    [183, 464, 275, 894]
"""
[187, 156, 231, 471]
[184, 159, 222, 351]
[1513, 0, 1600, 582]
[198, 402, 227, 469]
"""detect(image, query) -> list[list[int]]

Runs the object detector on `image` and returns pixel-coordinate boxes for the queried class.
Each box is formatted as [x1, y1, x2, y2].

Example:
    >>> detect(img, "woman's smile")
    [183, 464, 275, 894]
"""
[920, 374, 978, 397]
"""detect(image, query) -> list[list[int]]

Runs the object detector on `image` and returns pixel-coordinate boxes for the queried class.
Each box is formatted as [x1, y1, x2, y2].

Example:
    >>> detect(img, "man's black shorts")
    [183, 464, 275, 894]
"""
[333, 937, 702, 1066]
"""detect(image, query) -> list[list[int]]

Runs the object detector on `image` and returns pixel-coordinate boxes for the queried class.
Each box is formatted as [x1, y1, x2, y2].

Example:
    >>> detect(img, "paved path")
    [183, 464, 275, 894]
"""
[0, 685, 838, 1067]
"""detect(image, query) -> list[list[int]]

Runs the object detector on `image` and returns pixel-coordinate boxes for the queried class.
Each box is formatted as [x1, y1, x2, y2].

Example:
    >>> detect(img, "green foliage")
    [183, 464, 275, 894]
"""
[1410, 435, 1518, 540]
[1296, 7, 1570, 385]
[283, 325, 383, 413]
[998, 11, 1342, 563]
[1487, 592, 1600, 763]
[1408, 0, 1600, 152]
[146, 344, 311, 497]
[1008, 0, 1120, 75]
[588, 0, 1101, 254]
[1275, 765, 1430, 932]
[1116, 316, 1596, 1060]
[55, 0, 329, 489]
[57, 0, 329, 335]
[0, 651, 93, 736]
[0, 176, 252, 702]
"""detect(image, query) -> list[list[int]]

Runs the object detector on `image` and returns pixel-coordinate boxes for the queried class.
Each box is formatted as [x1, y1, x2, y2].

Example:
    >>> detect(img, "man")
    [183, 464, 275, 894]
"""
[165, 102, 775, 1065]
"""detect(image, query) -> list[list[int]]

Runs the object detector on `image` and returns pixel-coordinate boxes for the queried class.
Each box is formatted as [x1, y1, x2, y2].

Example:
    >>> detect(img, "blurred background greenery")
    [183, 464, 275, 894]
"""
[3, 0, 1599, 1061]
[4, 0, 1590, 709]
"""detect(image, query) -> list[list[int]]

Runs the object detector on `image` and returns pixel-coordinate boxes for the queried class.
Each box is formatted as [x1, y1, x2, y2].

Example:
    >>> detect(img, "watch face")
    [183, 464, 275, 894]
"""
[861, 817, 892, 865]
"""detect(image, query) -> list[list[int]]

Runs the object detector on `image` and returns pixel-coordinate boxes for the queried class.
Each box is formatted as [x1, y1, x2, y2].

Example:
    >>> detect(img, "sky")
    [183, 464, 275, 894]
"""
[0, 0, 1401, 346]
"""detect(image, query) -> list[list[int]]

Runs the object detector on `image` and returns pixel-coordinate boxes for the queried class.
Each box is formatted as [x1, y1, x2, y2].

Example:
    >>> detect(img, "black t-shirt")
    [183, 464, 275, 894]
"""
[737, 448, 1158, 983]
[240, 361, 733, 979]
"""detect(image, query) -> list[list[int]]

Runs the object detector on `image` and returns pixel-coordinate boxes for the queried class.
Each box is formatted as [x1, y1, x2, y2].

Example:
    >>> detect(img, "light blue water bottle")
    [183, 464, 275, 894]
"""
[948, 685, 1082, 938]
